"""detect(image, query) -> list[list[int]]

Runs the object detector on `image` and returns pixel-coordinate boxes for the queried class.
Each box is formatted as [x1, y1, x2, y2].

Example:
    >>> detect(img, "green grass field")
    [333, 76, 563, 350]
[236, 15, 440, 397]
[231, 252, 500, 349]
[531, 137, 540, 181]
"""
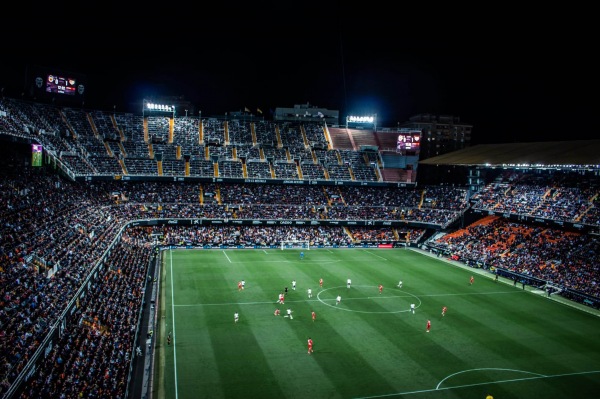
[154, 248, 600, 399]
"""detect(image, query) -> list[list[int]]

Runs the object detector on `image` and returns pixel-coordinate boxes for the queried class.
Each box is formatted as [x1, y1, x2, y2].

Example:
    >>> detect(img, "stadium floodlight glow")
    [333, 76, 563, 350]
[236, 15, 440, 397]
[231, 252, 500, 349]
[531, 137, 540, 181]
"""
[143, 100, 176, 117]
[346, 115, 375, 124]
[145, 102, 175, 112]
[346, 114, 377, 129]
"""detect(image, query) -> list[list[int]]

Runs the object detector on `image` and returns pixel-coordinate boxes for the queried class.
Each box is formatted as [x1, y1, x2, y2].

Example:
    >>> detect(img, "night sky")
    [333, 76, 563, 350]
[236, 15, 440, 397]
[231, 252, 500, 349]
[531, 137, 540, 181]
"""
[1, 2, 597, 145]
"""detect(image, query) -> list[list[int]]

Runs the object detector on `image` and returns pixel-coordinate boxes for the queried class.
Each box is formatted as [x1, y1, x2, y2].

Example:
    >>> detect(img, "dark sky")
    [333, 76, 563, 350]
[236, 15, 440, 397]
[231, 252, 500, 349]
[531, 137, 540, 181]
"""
[1, 2, 597, 145]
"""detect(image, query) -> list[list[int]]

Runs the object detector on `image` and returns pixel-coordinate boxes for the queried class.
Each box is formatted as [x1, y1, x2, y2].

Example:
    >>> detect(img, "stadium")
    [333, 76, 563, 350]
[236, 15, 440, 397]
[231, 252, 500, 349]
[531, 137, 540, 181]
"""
[1, 88, 599, 399]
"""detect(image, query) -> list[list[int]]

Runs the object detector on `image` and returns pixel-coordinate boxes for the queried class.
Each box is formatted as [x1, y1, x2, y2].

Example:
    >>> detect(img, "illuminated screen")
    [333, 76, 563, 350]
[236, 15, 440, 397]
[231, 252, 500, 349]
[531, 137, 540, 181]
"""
[32, 144, 43, 167]
[396, 133, 421, 155]
[46, 74, 77, 95]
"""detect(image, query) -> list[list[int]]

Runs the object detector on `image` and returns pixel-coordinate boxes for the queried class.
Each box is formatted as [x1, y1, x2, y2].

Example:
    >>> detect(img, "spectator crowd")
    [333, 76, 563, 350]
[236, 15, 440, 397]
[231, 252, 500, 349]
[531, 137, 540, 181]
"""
[1, 100, 599, 398]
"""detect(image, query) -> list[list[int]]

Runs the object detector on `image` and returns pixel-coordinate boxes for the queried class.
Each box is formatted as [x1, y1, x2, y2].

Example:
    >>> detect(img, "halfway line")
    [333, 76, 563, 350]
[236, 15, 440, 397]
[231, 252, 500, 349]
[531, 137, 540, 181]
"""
[173, 290, 523, 307]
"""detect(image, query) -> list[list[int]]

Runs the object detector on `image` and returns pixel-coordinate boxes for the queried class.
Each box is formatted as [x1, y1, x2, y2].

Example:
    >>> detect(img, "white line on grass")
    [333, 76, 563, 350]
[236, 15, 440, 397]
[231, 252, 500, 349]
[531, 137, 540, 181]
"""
[221, 260, 292, 264]
[363, 250, 388, 260]
[173, 289, 524, 307]
[315, 286, 421, 314]
[175, 298, 327, 306]
[426, 290, 525, 298]
[222, 250, 232, 263]
[169, 249, 179, 399]
[436, 367, 545, 389]
[222, 260, 342, 265]
[352, 369, 600, 398]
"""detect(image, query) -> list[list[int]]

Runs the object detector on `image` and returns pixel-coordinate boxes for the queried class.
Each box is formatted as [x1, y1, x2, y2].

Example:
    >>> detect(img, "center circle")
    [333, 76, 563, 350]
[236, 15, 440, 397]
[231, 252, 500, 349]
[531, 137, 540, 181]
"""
[316, 285, 422, 313]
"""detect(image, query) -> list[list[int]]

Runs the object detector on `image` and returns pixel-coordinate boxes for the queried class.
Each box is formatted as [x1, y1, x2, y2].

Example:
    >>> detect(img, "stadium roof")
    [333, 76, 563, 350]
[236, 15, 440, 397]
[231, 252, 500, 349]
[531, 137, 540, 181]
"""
[418, 140, 600, 169]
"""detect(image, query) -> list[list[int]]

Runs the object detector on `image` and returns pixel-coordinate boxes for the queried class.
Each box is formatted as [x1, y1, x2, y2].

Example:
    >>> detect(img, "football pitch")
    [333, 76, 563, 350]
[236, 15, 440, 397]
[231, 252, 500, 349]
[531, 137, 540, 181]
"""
[153, 248, 600, 399]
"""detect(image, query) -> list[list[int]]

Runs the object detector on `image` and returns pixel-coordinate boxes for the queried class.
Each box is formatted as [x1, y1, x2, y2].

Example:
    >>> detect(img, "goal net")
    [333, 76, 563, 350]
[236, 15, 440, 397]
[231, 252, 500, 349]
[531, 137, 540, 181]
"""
[280, 240, 310, 250]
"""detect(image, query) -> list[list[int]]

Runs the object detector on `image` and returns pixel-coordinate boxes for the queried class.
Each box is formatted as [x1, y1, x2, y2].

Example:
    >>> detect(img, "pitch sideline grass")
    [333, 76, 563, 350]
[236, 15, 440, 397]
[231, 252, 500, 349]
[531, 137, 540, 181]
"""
[153, 248, 600, 399]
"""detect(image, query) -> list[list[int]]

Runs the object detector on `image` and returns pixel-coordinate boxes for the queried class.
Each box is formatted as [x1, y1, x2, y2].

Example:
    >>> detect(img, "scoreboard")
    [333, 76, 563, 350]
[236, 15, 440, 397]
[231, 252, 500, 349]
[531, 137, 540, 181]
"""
[32, 144, 42, 167]
[27, 65, 86, 105]
[46, 74, 78, 95]
[396, 132, 421, 155]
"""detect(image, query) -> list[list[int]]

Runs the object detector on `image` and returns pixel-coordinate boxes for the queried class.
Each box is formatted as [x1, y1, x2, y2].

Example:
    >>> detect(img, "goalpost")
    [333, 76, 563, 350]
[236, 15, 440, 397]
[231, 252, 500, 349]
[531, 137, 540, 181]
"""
[280, 240, 310, 250]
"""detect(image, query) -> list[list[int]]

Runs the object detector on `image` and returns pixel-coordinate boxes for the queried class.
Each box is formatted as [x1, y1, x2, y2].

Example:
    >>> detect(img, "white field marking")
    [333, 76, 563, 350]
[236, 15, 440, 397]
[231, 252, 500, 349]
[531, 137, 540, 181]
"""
[168, 249, 179, 399]
[173, 289, 523, 307]
[363, 250, 388, 261]
[352, 369, 600, 399]
[175, 298, 329, 306]
[316, 285, 421, 314]
[222, 250, 232, 263]
[436, 367, 545, 389]
[263, 250, 269, 254]
[425, 290, 524, 298]
[222, 259, 342, 265]
[175, 295, 415, 307]
[240, 260, 292, 264]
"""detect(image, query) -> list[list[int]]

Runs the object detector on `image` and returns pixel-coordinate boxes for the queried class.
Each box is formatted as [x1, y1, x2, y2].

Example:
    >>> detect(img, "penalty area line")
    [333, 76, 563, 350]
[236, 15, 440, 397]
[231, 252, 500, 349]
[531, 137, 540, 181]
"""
[353, 369, 600, 399]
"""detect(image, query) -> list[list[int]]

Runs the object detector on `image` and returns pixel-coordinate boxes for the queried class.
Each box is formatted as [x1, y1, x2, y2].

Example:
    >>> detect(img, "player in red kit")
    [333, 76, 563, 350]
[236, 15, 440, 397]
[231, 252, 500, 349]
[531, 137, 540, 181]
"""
[319, 278, 323, 288]
[311, 311, 316, 322]
[238, 281, 242, 291]
[274, 308, 280, 316]
[307, 338, 313, 354]
[442, 306, 447, 316]
[470, 276, 474, 285]
[426, 319, 431, 332]
[378, 284, 383, 294]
